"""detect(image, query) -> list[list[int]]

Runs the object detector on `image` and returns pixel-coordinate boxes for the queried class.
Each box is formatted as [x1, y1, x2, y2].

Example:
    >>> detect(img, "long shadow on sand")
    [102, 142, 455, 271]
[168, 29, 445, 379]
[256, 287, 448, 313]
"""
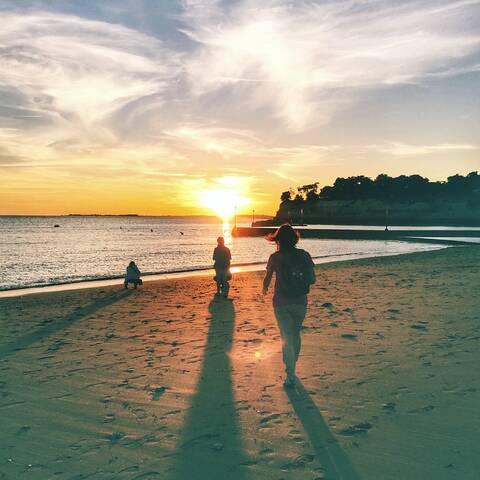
[286, 381, 361, 480]
[170, 297, 249, 480]
[0, 289, 133, 359]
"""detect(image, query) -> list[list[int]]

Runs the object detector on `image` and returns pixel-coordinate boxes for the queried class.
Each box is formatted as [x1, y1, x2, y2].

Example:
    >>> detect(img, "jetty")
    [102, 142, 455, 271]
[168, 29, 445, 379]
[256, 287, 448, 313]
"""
[232, 227, 480, 245]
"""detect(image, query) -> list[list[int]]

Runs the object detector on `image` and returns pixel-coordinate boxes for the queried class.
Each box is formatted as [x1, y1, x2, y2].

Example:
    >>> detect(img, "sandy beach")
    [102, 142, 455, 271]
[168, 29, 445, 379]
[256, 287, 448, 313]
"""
[1, 245, 479, 480]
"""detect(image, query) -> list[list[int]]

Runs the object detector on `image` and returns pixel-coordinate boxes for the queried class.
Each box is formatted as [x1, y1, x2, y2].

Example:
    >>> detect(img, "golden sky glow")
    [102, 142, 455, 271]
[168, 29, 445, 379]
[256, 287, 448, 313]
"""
[0, 1, 479, 215]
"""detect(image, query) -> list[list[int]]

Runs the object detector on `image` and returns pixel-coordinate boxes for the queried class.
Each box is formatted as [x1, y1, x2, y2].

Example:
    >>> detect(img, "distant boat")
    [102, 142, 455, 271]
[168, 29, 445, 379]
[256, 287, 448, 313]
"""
[54, 224, 60, 228]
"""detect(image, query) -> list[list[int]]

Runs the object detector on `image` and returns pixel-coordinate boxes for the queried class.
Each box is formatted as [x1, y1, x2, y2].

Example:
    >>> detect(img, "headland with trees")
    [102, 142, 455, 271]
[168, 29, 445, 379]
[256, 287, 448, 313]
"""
[256, 172, 480, 226]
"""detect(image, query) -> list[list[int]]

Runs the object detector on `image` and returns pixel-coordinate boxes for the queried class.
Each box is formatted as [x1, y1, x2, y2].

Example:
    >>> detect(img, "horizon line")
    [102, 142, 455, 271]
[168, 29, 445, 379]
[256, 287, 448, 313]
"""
[0, 213, 275, 218]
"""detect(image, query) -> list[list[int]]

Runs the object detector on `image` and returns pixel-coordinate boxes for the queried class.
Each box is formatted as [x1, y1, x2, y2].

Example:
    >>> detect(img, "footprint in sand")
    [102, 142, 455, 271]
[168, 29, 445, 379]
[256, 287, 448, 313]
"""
[104, 431, 124, 445]
[15, 425, 31, 435]
[124, 434, 159, 448]
[103, 413, 116, 423]
[339, 422, 372, 436]
[0, 400, 25, 409]
[259, 413, 281, 428]
[281, 454, 315, 471]
[118, 466, 140, 474]
[382, 403, 396, 413]
[131, 472, 161, 479]
[150, 386, 166, 400]
[290, 435, 305, 444]
[411, 323, 428, 331]
[259, 447, 274, 455]
[408, 405, 435, 414]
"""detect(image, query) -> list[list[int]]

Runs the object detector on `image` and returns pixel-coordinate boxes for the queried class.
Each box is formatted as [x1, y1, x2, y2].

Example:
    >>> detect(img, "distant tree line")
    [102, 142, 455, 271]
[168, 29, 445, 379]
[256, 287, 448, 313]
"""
[280, 172, 480, 207]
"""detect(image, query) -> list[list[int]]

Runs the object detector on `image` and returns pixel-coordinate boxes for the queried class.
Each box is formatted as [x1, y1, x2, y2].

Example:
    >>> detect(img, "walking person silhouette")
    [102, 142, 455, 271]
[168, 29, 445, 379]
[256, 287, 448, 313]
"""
[263, 224, 315, 387]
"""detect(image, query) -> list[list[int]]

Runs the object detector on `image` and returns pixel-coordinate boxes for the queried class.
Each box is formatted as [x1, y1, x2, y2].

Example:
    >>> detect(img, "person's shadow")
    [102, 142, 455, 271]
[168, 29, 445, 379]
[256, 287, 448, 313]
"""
[170, 297, 249, 480]
[286, 381, 361, 480]
[0, 289, 133, 359]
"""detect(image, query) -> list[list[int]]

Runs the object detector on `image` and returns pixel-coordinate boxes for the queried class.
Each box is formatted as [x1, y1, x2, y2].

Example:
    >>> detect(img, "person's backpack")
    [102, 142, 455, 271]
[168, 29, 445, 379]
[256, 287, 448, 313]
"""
[278, 251, 312, 298]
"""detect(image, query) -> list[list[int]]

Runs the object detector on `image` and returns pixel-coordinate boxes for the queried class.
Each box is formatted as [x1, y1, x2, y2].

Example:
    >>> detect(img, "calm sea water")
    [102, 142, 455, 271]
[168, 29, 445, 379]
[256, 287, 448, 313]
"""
[0, 216, 447, 291]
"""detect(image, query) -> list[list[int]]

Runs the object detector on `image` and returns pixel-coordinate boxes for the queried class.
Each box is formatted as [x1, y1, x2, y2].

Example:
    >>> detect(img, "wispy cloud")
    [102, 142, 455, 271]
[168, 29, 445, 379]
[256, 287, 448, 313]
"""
[2, 2, 479, 153]
[161, 122, 346, 185]
[163, 124, 261, 157]
[181, 0, 480, 129]
[0, 9, 182, 172]
[0, 11, 178, 124]
[162, 122, 343, 165]
[367, 142, 479, 156]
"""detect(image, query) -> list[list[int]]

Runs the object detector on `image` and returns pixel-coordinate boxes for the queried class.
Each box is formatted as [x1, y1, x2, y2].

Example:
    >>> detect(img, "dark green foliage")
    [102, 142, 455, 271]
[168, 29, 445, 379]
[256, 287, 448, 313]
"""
[280, 172, 479, 204]
[274, 172, 480, 225]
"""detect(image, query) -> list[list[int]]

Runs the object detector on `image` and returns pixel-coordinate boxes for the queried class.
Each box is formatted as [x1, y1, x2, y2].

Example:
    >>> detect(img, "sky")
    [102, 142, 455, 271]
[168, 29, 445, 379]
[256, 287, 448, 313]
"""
[0, 0, 479, 216]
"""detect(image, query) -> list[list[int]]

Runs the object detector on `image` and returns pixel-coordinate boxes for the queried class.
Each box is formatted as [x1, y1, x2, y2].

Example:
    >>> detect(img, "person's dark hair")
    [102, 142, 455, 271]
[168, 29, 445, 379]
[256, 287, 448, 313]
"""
[217, 236, 225, 245]
[266, 224, 299, 250]
[129, 261, 136, 267]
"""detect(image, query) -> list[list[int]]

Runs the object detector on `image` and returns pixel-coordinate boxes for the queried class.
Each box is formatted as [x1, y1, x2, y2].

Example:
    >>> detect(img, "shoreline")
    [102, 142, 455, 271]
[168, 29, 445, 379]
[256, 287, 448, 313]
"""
[0, 245, 449, 298]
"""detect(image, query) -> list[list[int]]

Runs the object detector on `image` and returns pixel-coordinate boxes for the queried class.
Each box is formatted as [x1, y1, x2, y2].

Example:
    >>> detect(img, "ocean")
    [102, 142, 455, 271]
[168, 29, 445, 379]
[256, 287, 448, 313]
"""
[0, 216, 447, 291]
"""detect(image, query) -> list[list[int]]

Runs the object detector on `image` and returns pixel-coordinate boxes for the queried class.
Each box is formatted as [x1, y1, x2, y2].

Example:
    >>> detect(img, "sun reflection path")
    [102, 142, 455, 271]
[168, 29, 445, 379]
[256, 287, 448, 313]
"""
[222, 221, 232, 246]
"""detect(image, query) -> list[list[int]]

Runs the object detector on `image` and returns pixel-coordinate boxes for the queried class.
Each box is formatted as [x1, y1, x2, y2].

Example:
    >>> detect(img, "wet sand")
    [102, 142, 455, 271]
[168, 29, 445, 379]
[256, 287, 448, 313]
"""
[1, 246, 479, 479]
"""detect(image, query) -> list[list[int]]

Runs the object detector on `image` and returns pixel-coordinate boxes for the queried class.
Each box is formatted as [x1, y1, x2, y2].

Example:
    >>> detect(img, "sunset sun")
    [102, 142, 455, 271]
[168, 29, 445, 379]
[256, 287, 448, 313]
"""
[200, 188, 250, 220]
[196, 176, 251, 220]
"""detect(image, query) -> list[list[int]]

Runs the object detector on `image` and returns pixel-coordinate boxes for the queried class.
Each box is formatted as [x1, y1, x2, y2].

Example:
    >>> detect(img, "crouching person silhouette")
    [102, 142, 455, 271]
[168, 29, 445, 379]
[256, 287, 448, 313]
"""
[124, 261, 142, 289]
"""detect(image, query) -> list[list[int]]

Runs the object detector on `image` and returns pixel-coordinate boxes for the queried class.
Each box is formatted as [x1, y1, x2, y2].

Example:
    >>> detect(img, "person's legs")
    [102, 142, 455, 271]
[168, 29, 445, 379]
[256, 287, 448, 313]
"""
[133, 280, 138, 289]
[216, 271, 230, 296]
[290, 304, 307, 362]
[214, 270, 222, 295]
[217, 278, 224, 295]
[124, 280, 128, 289]
[274, 304, 307, 382]
[223, 280, 230, 297]
[274, 306, 296, 379]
